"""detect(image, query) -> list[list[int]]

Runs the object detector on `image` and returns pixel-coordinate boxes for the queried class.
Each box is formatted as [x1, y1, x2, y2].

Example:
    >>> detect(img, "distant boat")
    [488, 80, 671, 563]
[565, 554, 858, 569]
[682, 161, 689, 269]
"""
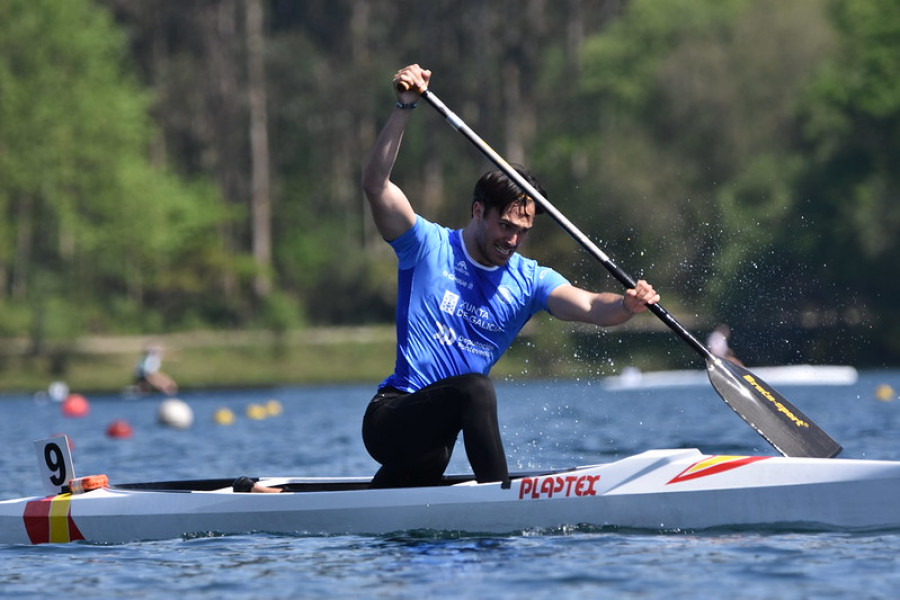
[604, 364, 859, 391]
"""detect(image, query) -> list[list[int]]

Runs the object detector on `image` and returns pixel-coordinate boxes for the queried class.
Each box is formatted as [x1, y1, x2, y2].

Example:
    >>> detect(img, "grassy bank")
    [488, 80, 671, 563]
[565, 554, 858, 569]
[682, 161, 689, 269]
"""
[0, 327, 400, 395]
[0, 322, 673, 395]
[5, 318, 865, 396]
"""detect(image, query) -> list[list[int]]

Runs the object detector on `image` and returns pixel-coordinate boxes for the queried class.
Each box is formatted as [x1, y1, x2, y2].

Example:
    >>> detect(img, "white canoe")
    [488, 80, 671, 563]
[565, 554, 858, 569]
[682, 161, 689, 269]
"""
[604, 365, 859, 391]
[3, 447, 900, 544]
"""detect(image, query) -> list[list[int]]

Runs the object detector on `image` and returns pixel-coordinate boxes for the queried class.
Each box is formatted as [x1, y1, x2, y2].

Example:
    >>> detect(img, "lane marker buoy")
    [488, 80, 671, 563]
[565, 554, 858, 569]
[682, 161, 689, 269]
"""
[158, 398, 194, 429]
[246, 403, 268, 420]
[265, 399, 283, 417]
[875, 384, 896, 402]
[213, 407, 236, 425]
[106, 420, 134, 439]
[61, 394, 90, 418]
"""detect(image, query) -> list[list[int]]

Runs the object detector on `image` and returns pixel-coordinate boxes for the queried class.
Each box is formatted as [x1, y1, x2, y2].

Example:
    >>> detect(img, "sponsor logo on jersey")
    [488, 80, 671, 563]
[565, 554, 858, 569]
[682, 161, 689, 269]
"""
[439, 290, 460, 315]
[431, 322, 494, 359]
[456, 300, 503, 333]
[433, 322, 457, 345]
[441, 269, 474, 290]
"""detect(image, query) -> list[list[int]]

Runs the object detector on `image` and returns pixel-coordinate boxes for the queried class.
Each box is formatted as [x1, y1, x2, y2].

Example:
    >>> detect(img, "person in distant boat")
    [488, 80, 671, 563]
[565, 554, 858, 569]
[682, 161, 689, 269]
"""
[706, 324, 744, 366]
[358, 63, 660, 489]
[134, 344, 178, 396]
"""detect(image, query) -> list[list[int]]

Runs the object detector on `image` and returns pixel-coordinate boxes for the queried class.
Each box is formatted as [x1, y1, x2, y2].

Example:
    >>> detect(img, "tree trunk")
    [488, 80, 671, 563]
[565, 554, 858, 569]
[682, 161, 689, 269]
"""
[245, 0, 272, 298]
[201, 0, 242, 301]
[12, 194, 33, 301]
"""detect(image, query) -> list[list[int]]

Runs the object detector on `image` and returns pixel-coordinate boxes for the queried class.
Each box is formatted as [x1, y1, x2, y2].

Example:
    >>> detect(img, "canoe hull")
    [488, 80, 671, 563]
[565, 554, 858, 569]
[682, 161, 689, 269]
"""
[3, 448, 900, 544]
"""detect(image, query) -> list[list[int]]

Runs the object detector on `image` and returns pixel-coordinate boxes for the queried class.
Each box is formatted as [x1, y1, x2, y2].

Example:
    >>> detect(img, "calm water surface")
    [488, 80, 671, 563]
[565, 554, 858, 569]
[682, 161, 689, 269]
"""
[2, 370, 900, 599]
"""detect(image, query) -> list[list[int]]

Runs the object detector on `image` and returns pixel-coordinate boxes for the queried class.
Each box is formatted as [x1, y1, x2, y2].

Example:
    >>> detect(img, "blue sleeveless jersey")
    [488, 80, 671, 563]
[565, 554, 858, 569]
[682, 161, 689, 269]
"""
[380, 216, 569, 392]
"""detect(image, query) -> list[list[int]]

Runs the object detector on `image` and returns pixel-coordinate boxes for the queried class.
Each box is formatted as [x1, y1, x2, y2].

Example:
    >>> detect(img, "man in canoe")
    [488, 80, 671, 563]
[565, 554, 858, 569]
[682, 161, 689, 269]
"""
[133, 344, 178, 396]
[361, 64, 660, 489]
[706, 324, 745, 366]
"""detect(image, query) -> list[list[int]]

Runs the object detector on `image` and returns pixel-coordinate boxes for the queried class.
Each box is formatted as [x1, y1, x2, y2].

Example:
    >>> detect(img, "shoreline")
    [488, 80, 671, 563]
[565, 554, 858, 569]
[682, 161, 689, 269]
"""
[0, 320, 882, 395]
[0, 326, 399, 395]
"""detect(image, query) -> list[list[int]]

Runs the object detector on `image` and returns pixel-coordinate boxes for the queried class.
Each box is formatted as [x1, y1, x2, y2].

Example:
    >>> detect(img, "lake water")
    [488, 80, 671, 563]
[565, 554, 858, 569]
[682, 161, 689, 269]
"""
[2, 369, 900, 599]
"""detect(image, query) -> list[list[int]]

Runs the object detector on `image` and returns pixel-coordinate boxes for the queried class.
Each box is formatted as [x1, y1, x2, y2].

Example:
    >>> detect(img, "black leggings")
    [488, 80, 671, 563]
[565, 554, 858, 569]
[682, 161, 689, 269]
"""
[362, 373, 509, 488]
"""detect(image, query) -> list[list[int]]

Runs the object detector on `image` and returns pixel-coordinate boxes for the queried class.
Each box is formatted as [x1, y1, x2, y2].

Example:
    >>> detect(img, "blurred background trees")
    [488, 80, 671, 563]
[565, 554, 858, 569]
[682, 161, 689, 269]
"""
[1, 0, 897, 366]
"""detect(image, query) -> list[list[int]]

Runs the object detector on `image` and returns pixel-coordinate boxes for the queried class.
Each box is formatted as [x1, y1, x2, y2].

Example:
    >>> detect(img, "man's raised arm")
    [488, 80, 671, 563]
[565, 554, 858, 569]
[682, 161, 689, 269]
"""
[361, 64, 431, 242]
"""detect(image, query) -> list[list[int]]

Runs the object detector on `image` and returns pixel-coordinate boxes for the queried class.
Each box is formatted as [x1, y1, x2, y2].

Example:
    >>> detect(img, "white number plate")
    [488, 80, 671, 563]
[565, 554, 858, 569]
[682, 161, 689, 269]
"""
[34, 435, 76, 495]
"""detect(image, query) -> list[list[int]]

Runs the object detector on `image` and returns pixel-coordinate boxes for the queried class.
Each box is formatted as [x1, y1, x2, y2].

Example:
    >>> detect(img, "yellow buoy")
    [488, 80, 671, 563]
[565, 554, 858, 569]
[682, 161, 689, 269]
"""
[213, 407, 236, 425]
[246, 403, 268, 420]
[265, 399, 283, 417]
[875, 384, 896, 402]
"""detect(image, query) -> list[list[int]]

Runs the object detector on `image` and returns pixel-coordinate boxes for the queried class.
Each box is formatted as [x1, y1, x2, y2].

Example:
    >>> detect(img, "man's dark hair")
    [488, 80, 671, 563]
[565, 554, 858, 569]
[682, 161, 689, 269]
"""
[471, 164, 547, 216]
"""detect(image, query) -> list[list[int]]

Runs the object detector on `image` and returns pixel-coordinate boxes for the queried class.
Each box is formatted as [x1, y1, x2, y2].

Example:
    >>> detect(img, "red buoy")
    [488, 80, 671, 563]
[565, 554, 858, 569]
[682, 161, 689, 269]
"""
[105, 419, 133, 439]
[61, 394, 90, 418]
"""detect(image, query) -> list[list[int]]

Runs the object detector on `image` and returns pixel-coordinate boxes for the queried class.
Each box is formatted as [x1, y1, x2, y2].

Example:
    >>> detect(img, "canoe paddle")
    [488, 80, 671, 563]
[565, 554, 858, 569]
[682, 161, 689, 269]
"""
[402, 83, 842, 459]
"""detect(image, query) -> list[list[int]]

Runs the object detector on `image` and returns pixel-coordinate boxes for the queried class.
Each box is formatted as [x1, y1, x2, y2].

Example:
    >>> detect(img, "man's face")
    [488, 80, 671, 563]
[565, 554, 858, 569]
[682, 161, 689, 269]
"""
[471, 199, 535, 266]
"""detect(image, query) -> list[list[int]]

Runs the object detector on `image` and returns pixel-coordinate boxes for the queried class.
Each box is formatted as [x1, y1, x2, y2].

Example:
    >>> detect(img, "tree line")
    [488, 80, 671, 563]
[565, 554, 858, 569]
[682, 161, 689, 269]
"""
[1, 0, 897, 366]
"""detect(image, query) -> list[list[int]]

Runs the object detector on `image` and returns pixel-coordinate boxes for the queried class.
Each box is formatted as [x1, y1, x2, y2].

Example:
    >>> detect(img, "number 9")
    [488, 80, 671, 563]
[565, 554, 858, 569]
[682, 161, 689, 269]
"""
[45, 443, 67, 486]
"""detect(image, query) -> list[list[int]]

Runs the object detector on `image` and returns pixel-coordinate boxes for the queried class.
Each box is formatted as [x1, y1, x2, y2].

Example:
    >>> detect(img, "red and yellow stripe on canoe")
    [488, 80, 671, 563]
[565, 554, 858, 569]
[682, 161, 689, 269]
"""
[667, 455, 770, 485]
[23, 494, 85, 544]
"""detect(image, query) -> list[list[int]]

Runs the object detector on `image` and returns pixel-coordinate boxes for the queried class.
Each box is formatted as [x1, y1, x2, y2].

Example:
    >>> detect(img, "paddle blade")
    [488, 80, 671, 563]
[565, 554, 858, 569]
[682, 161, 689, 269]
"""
[706, 358, 842, 458]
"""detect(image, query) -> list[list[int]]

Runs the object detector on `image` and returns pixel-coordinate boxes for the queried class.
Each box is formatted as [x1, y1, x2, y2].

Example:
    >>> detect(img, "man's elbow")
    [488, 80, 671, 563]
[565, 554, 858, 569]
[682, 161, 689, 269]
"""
[361, 174, 386, 203]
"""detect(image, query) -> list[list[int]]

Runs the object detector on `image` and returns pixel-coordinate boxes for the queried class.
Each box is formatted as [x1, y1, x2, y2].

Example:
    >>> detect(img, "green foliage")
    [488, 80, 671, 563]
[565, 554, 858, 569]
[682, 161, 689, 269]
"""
[0, 0, 228, 339]
[791, 0, 900, 335]
[709, 154, 804, 316]
[259, 289, 304, 335]
[572, 0, 842, 319]
[580, 0, 747, 116]
[1, 0, 898, 371]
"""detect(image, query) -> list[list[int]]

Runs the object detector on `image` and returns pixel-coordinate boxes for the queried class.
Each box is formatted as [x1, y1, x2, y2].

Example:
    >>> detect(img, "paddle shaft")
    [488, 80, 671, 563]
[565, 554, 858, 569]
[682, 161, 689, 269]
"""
[419, 89, 713, 361]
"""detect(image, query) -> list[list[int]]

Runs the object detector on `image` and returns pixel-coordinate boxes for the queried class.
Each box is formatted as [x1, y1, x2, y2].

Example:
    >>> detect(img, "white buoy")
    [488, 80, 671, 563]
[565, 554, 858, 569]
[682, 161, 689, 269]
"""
[48, 381, 69, 403]
[157, 398, 194, 429]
